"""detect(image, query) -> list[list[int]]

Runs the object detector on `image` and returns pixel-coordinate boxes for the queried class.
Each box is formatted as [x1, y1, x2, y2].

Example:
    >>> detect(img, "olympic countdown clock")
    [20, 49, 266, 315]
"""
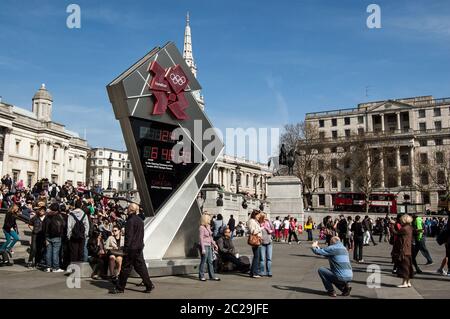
[107, 42, 223, 260]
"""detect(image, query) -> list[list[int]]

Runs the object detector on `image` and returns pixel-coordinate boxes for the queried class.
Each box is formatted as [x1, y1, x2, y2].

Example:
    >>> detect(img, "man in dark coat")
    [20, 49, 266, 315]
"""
[110, 203, 154, 294]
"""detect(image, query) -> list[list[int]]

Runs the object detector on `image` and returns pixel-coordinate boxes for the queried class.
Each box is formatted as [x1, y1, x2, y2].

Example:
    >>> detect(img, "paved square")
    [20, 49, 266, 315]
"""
[1, 232, 448, 299]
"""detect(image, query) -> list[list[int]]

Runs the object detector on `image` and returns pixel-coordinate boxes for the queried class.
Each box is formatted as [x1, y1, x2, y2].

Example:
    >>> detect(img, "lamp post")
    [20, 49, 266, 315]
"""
[235, 165, 241, 194]
[107, 153, 113, 190]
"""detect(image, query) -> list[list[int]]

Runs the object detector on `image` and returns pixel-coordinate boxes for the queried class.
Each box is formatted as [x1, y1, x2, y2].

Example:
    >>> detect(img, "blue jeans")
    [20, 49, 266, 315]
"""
[46, 237, 62, 269]
[260, 243, 272, 276]
[1, 230, 20, 252]
[250, 245, 261, 276]
[318, 266, 348, 293]
[307, 229, 313, 241]
[199, 246, 216, 279]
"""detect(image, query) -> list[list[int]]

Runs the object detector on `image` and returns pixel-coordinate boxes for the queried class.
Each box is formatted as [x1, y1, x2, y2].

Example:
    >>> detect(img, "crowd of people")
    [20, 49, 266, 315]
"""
[0, 177, 141, 279]
[1, 175, 449, 297]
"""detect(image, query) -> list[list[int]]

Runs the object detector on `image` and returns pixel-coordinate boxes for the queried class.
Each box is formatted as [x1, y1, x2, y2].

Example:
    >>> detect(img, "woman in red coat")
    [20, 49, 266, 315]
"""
[390, 214, 414, 288]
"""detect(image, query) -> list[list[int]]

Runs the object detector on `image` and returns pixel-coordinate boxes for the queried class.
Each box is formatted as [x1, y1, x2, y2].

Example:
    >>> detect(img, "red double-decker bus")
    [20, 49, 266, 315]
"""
[333, 192, 397, 214]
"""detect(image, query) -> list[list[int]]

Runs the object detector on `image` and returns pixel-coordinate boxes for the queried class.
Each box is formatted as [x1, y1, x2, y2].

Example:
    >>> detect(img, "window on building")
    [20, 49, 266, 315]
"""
[358, 116, 364, 124]
[127, 163, 130, 169]
[15, 140, 20, 153]
[230, 172, 234, 185]
[437, 170, 446, 184]
[69, 158, 72, 168]
[318, 194, 326, 206]
[420, 153, 428, 164]
[118, 171, 121, 177]
[12, 170, 19, 183]
[400, 153, 409, 166]
[98, 160, 103, 165]
[344, 117, 350, 125]
[30, 144, 34, 157]
[419, 123, 426, 132]
[358, 128, 364, 136]
[401, 172, 411, 186]
[98, 151, 103, 156]
[331, 158, 337, 169]
[344, 178, 351, 188]
[331, 176, 338, 188]
[345, 129, 351, 137]
[434, 108, 441, 117]
[435, 138, 443, 146]
[331, 119, 337, 126]
[419, 140, 427, 147]
[319, 120, 324, 127]
[435, 121, 442, 131]
[127, 171, 130, 178]
[420, 172, 429, 185]
[331, 146, 337, 153]
[126, 183, 131, 190]
[422, 192, 430, 204]
[319, 131, 325, 139]
[118, 162, 121, 168]
[332, 131, 338, 139]
[27, 172, 34, 187]
[53, 148, 57, 161]
[246, 174, 249, 187]
[418, 110, 426, 118]
[344, 159, 350, 169]
[436, 152, 444, 164]
[318, 160, 324, 170]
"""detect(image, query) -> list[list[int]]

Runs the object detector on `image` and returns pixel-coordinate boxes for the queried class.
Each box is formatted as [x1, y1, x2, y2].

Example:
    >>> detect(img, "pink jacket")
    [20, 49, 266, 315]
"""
[199, 225, 216, 253]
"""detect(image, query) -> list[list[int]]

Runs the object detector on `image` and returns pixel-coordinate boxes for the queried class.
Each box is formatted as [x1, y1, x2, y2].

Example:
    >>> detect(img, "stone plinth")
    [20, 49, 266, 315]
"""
[267, 176, 304, 223]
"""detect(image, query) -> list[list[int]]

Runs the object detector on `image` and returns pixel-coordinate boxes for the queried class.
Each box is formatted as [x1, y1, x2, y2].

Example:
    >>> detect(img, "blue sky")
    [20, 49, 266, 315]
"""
[1, 0, 450, 160]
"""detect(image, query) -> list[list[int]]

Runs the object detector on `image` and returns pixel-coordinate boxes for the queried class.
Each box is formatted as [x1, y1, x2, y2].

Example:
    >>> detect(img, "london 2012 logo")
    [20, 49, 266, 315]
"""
[148, 61, 189, 120]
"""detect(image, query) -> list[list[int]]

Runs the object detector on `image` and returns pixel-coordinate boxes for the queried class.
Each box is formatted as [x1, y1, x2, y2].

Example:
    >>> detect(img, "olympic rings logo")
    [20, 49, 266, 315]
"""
[170, 73, 186, 86]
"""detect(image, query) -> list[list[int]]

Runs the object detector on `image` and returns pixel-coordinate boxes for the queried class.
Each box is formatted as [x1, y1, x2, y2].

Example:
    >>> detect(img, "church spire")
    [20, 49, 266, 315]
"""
[183, 11, 196, 78]
[183, 12, 204, 110]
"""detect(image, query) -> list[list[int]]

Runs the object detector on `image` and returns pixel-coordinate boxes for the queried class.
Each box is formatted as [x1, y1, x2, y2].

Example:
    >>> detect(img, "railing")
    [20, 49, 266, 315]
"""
[310, 127, 450, 144]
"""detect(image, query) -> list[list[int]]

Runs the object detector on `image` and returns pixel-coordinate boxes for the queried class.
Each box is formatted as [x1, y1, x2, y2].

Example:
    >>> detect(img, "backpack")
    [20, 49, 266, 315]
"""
[436, 225, 449, 246]
[218, 221, 226, 236]
[70, 212, 86, 240]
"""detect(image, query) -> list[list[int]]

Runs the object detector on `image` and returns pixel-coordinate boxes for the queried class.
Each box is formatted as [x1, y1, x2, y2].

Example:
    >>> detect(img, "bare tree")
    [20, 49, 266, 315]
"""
[280, 122, 331, 209]
[412, 147, 450, 211]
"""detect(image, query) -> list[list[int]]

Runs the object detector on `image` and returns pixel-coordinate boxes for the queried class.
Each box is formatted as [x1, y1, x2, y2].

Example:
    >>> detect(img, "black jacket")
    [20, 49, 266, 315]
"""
[42, 211, 66, 238]
[216, 236, 235, 255]
[124, 214, 144, 251]
[351, 222, 364, 237]
[2, 212, 17, 232]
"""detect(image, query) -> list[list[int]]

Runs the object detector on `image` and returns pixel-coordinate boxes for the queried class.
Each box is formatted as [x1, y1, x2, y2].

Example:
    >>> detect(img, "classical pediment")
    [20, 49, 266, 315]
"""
[364, 100, 414, 113]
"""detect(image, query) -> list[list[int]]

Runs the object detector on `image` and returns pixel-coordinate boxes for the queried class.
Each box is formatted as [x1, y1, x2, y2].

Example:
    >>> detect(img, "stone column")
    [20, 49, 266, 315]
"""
[396, 147, 401, 187]
[381, 114, 385, 132]
[410, 146, 415, 186]
[380, 148, 385, 188]
[396, 112, 401, 131]
[1, 127, 12, 176]
[37, 139, 46, 179]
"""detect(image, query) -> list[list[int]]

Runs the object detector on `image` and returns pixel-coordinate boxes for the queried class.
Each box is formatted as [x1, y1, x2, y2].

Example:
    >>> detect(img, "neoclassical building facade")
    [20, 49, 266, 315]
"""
[0, 84, 89, 187]
[304, 95, 450, 211]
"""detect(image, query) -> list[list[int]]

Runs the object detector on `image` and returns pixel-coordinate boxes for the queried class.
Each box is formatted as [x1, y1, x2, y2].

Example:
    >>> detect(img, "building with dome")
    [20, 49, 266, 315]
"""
[0, 84, 89, 187]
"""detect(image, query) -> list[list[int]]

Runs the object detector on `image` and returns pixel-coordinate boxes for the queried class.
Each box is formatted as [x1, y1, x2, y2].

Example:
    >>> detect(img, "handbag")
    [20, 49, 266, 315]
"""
[247, 234, 262, 247]
[109, 249, 124, 257]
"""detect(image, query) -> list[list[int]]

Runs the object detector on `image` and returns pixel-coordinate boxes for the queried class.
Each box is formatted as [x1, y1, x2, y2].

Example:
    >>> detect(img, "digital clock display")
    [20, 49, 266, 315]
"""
[130, 117, 201, 212]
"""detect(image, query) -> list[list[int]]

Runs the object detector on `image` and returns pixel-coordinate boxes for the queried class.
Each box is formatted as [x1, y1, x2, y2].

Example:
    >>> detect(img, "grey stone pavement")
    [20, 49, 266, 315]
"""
[0, 231, 449, 299]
